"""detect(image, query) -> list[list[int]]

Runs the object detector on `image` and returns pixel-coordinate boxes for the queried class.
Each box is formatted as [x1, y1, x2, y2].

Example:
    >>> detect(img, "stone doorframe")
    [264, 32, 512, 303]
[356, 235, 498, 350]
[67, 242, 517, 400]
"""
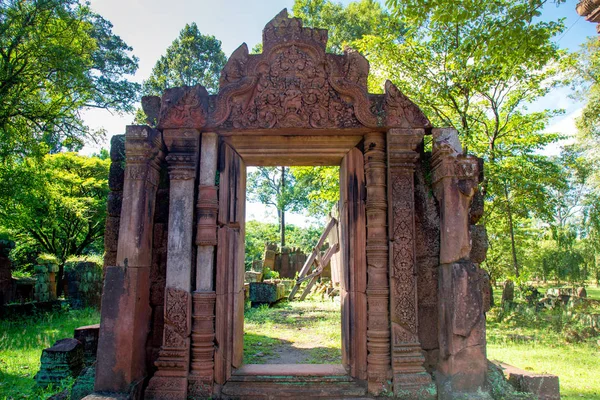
[94, 9, 488, 400]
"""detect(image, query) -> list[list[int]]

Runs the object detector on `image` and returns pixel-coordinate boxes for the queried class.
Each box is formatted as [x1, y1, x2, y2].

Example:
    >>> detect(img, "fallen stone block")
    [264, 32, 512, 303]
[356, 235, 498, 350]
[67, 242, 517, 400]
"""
[35, 338, 84, 386]
[492, 361, 560, 400]
[74, 324, 100, 366]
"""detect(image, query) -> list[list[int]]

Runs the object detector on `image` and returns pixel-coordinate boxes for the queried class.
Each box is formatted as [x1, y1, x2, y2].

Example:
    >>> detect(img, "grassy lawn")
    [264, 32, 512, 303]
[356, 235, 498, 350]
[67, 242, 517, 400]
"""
[244, 297, 342, 365]
[487, 303, 600, 399]
[586, 285, 600, 300]
[0, 307, 100, 399]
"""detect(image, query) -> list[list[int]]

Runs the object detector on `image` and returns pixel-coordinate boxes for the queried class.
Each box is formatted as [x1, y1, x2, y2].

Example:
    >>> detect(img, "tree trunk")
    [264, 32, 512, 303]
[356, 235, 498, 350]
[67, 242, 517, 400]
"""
[504, 183, 520, 278]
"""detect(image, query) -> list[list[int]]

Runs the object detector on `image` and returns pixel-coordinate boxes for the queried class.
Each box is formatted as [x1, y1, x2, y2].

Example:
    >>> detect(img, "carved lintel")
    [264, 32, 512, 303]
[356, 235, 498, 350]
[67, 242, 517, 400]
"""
[146, 288, 192, 400]
[196, 186, 219, 246]
[188, 292, 216, 398]
[385, 81, 431, 129]
[387, 129, 433, 397]
[364, 132, 392, 394]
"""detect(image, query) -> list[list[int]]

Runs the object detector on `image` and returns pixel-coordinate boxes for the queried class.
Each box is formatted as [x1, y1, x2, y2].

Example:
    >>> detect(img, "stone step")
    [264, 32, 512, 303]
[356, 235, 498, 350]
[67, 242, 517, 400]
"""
[221, 381, 369, 399]
[222, 364, 369, 399]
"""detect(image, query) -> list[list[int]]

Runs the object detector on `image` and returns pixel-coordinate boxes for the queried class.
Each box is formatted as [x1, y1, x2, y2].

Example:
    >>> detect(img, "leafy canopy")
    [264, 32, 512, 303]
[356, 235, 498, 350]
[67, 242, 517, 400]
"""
[0, 0, 140, 160]
[0, 152, 110, 265]
[142, 22, 227, 96]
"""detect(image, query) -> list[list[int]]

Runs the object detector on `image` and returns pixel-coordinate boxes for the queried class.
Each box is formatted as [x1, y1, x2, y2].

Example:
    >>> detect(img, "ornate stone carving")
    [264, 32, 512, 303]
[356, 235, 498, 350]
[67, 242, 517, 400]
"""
[210, 10, 379, 130]
[158, 85, 208, 130]
[363, 132, 391, 394]
[387, 128, 434, 398]
[196, 186, 219, 246]
[124, 125, 164, 175]
[146, 288, 192, 400]
[385, 81, 431, 129]
[188, 292, 216, 398]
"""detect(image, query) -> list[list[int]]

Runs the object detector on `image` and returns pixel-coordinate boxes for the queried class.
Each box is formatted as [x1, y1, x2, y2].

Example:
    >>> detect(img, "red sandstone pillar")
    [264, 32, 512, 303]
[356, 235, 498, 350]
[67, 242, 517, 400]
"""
[387, 128, 435, 399]
[95, 125, 163, 394]
[431, 128, 487, 398]
[189, 132, 219, 397]
[145, 128, 200, 400]
[363, 132, 392, 394]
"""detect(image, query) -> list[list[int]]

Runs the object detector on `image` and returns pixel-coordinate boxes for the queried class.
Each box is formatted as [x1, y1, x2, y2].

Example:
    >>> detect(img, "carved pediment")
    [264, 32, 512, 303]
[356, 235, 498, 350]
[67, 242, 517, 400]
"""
[158, 85, 208, 130]
[152, 11, 432, 132]
[210, 9, 378, 130]
[384, 81, 431, 129]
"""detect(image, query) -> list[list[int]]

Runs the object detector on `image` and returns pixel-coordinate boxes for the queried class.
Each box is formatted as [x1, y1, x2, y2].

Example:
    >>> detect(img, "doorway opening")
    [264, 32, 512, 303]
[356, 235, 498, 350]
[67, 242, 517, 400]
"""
[242, 165, 342, 366]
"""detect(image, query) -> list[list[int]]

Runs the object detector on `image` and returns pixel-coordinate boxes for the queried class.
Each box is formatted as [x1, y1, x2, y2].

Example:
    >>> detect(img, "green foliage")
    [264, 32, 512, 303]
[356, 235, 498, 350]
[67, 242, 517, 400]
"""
[142, 23, 227, 96]
[0, 153, 109, 284]
[292, 0, 402, 55]
[0, 0, 139, 160]
[290, 166, 339, 217]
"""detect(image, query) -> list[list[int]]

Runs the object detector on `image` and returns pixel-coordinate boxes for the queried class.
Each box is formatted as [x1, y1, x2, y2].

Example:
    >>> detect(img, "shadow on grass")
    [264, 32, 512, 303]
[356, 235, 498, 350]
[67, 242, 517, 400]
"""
[245, 301, 340, 330]
[243, 332, 341, 365]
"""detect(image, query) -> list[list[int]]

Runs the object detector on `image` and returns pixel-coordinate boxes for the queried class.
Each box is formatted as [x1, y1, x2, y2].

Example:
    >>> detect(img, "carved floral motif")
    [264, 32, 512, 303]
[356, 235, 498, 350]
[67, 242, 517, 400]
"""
[390, 172, 418, 343]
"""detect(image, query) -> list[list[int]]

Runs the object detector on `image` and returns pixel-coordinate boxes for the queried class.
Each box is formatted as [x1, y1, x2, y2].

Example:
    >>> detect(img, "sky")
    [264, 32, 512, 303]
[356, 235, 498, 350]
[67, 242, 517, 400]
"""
[84, 0, 597, 226]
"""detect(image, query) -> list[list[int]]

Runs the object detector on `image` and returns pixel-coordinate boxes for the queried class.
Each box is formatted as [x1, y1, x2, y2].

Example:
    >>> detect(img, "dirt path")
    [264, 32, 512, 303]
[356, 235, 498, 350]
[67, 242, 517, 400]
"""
[244, 299, 342, 364]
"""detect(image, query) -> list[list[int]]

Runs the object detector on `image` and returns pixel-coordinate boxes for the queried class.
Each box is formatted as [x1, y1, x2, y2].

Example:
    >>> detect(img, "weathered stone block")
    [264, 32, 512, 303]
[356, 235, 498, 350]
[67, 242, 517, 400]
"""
[494, 361, 560, 400]
[106, 192, 123, 217]
[71, 365, 96, 400]
[469, 191, 484, 225]
[110, 135, 125, 163]
[74, 324, 100, 366]
[35, 338, 84, 386]
[249, 282, 285, 305]
[108, 162, 124, 192]
[469, 225, 488, 264]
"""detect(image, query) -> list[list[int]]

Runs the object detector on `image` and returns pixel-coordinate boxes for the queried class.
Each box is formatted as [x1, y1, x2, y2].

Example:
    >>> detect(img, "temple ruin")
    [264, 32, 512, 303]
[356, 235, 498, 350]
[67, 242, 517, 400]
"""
[89, 10, 490, 399]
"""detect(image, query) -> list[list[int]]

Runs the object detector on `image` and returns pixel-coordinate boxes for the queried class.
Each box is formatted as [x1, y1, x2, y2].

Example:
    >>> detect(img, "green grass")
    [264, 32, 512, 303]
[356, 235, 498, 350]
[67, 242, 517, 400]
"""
[0, 307, 100, 399]
[244, 297, 341, 364]
[586, 286, 600, 300]
[487, 304, 600, 399]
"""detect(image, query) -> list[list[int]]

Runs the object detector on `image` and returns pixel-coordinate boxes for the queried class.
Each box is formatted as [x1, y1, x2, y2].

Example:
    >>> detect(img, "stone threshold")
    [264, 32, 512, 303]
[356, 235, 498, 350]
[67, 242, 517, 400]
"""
[222, 364, 370, 399]
[234, 364, 348, 376]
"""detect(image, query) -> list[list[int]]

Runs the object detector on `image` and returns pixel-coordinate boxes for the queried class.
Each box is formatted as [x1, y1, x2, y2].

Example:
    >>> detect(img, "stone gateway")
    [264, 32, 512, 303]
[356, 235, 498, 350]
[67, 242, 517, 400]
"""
[89, 10, 490, 400]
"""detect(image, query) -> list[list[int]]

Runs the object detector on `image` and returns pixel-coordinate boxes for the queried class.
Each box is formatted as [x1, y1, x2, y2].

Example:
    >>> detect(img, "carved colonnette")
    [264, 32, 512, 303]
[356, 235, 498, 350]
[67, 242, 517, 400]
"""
[189, 132, 220, 397]
[387, 128, 435, 399]
[431, 128, 487, 398]
[147, 87, 203, 399]
[363, 132, 391, 394]
[95, 125, 164, 394]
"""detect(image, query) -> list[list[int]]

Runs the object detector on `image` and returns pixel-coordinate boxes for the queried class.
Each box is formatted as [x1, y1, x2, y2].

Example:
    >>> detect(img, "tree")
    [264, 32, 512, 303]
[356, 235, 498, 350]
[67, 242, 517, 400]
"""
[142, 23, 226, 96]
[0, 153, 110, 294]
[247, 167, 305, 248]
[292, 0, 402, 55]
[350, 0, 570, 280]
[0, 0, 140, 161]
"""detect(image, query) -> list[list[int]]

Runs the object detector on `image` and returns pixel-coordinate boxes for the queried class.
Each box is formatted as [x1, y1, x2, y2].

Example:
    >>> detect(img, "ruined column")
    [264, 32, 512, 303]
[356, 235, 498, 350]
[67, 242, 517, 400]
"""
[387, 128, 435, 399]
[145, 85, 208, 400]
[95, 125, 163, 394]
[188, 132, 219, 397]
[363, 132, 392, 394]
[431, 128, 487, 398]
[145, 129, 199, 400]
